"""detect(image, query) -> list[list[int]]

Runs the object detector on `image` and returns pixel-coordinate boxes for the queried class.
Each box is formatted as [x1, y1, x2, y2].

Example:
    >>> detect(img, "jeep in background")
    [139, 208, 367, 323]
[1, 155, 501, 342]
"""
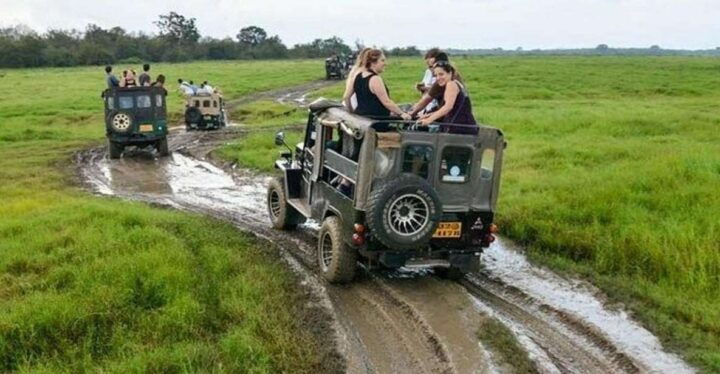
[267, 99, 505, 283]
[103, 86, 169, 159]
[325, 57, 346, 80]
[185, 92, 227, 130]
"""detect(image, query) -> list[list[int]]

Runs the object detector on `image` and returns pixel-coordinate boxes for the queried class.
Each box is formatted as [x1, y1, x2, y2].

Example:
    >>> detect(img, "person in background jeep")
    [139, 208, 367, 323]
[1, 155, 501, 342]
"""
[105, 65, 119, 89]
[138, 64, 151, 86]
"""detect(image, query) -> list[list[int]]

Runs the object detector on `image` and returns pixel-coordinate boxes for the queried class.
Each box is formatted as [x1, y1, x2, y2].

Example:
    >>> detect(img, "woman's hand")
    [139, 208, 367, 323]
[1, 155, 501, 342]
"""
[400, 112, 412, 121]
[418, 117, 434, 125]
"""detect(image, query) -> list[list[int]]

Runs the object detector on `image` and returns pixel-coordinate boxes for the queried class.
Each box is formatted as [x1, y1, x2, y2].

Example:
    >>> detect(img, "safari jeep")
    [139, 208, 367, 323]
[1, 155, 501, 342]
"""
[184, 92, 227, 131]
[267, 99, 505, 283]
[325, 57, 345, 80]
[103, 86, 169, 159]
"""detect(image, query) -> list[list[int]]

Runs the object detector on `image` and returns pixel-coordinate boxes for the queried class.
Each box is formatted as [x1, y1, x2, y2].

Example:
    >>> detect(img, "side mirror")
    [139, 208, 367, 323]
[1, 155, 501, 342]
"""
[274, 131, 285, 146]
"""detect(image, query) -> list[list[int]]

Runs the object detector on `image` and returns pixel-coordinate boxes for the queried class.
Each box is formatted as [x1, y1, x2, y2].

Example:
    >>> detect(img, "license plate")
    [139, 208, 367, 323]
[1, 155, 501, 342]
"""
[139, 124, 154, 132]
[433, 222, 462, 238]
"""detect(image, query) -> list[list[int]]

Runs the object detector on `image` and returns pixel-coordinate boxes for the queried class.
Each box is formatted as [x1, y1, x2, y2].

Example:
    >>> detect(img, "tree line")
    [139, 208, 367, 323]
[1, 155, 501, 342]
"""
[0, 12, 421, 69]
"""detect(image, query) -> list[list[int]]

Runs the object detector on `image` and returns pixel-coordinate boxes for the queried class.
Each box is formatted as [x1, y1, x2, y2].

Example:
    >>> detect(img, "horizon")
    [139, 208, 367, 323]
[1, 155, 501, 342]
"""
[1, 0, 719, 50]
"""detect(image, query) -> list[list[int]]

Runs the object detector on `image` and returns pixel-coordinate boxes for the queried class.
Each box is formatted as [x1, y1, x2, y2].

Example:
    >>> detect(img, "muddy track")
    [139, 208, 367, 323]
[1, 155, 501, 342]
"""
[74, 81, 695, 374]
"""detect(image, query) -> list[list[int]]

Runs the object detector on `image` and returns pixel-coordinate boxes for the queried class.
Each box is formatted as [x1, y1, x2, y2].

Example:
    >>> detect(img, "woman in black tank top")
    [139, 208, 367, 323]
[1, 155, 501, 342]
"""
[344, 49, 411, 119]
[417, 61, 476, 133]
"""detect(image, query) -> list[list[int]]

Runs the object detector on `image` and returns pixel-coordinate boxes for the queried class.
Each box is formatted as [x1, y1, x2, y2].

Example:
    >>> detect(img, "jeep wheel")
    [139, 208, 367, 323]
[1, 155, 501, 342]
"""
[267, 177, 305, 230]
[108, 111, 133, 133]
[366, 173, 442, 250]
[318, 216, 357, 283]
[185, 107, 202, 127]
[156, 137, 170, 157]
[108, 140, 123, 159]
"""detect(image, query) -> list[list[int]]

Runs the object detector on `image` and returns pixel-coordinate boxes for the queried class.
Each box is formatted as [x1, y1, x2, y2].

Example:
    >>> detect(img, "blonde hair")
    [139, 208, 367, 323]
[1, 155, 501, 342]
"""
[363, 49, 384, 69]
[353, 47, 372, 70]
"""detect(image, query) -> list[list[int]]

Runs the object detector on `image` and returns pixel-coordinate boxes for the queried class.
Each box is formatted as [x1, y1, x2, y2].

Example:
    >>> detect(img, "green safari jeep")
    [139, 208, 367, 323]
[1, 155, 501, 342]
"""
[102, 86, 170, 159]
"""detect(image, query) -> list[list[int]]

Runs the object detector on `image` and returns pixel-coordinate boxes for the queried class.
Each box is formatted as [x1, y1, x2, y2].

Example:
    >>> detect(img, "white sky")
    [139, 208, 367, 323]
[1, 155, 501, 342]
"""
[1, 0, 718, 49]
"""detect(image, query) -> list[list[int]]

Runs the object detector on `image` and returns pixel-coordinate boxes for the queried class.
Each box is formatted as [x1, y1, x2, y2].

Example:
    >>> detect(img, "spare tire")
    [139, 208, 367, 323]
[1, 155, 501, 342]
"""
[185, 107, 202, 125]
[107, 110, 133, 133]
[366, 173, 442, 250]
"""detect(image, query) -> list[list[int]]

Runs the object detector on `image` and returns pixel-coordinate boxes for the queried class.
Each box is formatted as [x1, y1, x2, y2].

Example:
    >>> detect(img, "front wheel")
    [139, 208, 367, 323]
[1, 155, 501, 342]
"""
[267, 177, 305, 230]
[318, 216, 357, 283]
[156, 137, 170, 157]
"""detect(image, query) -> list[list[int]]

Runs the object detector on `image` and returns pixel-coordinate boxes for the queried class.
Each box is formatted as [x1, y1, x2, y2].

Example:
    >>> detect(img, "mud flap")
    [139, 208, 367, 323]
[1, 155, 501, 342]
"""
[448, 253, 480, 273]
[379, 252, 409, 269]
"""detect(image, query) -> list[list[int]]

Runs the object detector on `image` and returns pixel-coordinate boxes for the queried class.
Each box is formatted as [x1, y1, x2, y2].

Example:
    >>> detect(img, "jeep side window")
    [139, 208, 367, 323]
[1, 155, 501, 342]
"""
[107, 97, 115, 110]
[440, 147, 472, 183]
[119, 96, 133, 109]
[402, 145, 433, 179]
[213, 100, 218, 108]
[480, 149, 496, 179]
[155, 95, 163, 107]
[137, 95, 151, 109]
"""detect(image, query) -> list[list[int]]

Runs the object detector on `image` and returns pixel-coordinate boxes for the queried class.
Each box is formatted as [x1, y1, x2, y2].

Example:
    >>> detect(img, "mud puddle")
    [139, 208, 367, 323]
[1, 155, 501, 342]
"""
[74, 81, 695, 373]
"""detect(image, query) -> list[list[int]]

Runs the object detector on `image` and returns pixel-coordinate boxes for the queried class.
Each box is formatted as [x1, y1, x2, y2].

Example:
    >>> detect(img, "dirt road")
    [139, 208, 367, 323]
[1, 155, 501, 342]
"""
[75, 81, 694, 373]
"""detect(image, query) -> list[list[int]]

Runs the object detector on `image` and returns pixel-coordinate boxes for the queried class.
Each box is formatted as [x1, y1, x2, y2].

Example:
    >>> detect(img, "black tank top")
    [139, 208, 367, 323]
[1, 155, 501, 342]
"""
[353, 72, 390, 117]
[442, 82, 476, 125]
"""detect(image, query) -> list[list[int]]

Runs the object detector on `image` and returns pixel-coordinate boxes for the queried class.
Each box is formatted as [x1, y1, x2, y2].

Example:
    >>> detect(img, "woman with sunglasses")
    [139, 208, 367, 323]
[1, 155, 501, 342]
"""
[416, 61, 476, 131]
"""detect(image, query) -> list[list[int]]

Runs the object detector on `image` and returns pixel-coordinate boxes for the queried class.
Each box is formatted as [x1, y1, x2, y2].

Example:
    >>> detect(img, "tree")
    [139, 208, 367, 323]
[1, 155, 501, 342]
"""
[650, 45, 661, 50]
[154, 12, 200, 44]
[237, 26, 267, 46]
[596, 44, 609, 51]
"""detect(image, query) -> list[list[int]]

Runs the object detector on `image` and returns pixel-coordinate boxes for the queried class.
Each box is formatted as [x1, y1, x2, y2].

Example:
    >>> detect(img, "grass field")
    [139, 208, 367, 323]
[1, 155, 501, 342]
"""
[222, 56, 720, 371]
[0, 60, 331, 372]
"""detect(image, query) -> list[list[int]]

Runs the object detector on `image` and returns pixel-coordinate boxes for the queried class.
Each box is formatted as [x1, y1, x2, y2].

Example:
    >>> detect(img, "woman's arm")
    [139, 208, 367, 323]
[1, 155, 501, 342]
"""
[342, 68, 357, 109]
[419, 81, 459, 125]
[409, 94, 433, 117]
[369, 75, 410, 119]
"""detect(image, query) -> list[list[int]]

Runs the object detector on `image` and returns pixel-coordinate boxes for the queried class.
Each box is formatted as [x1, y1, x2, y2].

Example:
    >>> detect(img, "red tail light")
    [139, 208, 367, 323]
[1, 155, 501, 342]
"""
[352, 233, 365, 246]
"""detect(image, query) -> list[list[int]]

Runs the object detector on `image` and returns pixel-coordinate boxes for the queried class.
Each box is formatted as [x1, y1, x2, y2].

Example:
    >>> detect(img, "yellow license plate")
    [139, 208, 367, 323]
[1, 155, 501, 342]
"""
[139, 124, 154, 132]
[433, 222, 462, 238]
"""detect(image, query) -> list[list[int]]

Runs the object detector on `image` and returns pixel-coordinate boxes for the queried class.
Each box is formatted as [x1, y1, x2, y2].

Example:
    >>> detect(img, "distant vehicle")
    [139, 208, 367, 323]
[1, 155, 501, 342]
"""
[267, 99, 505, 283]
[325, 56, 346, 80]
[184, 92, 227, 131]
[102, 86, 169, 159]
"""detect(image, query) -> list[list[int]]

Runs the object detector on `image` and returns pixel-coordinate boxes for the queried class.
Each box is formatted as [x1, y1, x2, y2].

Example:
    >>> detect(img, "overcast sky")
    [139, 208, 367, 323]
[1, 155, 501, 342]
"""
[1, 0, 719, 49]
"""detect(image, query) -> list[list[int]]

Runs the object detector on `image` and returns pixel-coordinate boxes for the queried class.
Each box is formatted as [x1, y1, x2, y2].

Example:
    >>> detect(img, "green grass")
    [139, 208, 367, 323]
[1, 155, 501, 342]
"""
[234, 56, 720, 371]
[477, 320, 537, 373]
[0, 60, 333, 372]
[216, 100, 308, 172]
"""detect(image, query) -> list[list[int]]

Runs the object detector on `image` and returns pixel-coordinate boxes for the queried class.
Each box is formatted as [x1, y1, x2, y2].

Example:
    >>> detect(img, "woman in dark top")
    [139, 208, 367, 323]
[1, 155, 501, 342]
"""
[417, 61, 476, 132]
[348, 49, 411, 119]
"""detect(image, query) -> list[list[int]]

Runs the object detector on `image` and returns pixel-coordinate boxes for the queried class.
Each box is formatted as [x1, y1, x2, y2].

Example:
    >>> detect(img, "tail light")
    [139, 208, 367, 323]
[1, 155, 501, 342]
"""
[352, 233, 365, 246]
[354, 223, 365, 234]
[489, 224, 499, 234]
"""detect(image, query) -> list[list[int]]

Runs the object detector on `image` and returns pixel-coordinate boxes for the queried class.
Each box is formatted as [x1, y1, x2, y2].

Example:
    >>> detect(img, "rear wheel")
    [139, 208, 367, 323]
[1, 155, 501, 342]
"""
[366, 174, 442, 250]
[156, 137, 170, 157]
[267, 177, 305, 230]
[318, 216, 357, 283]
[108, 140, 123, 159]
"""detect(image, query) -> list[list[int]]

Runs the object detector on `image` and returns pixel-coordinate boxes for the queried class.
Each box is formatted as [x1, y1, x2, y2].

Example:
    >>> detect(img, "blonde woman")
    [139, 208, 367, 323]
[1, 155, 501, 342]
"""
[343, 48, 371, 110]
